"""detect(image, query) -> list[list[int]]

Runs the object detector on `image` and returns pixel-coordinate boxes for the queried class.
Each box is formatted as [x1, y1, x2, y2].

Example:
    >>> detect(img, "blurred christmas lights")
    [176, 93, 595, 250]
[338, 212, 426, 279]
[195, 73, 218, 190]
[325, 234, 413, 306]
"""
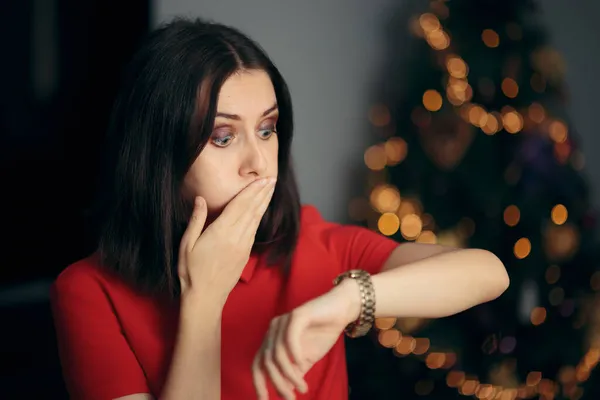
[355, 1, 600, 398]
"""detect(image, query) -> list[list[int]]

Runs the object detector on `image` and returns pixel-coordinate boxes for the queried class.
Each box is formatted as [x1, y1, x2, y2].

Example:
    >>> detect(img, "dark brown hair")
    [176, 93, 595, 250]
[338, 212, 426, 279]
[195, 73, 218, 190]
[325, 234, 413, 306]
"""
[92, 18, 301, 297]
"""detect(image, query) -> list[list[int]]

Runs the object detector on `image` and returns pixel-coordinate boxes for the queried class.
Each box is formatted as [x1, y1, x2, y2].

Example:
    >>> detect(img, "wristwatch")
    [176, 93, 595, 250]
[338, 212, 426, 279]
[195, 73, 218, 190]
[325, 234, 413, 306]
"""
[333, 269, 376, 338]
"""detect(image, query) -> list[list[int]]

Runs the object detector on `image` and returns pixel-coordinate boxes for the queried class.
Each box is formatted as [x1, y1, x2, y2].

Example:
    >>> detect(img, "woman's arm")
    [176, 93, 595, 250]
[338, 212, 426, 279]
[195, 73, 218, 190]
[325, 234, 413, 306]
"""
[338, 244, 509, 320]
[158, 293, 224, 400]
[380, 242, 458, 271]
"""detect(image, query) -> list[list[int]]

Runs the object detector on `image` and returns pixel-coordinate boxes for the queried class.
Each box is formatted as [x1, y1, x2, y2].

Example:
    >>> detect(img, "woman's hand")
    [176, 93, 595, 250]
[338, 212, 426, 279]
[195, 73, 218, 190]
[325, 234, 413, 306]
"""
[178, 177, 276, 302]
[252, 281, 361, 400]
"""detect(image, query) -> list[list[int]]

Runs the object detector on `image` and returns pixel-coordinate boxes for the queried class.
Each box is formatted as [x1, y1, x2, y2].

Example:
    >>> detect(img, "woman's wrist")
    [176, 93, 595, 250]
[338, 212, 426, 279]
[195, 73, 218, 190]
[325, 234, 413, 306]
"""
[181, 284, 229, 308]
[332, 278, 363, 325]
[179, 290, 225, 331]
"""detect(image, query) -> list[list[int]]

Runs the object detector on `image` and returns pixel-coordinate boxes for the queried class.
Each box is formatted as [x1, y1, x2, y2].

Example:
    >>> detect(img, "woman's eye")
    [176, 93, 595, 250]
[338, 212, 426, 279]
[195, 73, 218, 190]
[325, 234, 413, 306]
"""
[211, 133, 234, 147]
[259, 126, 277, 139]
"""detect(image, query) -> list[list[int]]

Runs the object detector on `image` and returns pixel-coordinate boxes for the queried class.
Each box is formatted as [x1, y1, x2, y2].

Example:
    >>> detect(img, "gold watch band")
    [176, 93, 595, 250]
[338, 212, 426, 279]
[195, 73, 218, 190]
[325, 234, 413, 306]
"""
[332, 269, 376, 338]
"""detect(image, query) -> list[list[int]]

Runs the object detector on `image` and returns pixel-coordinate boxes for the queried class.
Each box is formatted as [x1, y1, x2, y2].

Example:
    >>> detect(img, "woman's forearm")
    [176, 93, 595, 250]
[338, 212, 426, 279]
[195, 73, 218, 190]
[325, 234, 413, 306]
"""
[160, 293, 224, 400]
[339, 248, 509, 322]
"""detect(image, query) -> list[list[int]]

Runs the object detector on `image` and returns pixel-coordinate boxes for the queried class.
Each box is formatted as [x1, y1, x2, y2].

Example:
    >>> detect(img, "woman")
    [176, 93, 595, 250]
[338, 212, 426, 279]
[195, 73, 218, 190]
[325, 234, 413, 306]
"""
[51, 17, 510, 400]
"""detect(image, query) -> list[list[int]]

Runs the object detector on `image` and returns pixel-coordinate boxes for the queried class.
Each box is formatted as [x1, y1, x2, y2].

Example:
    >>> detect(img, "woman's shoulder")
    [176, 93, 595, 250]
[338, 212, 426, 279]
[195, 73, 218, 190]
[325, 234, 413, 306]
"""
[299, 204, 399, 275]
[300, 204, 336, 228]
[55, 255, 106, 286]
[299, 203, 398, 249]
[299, 204, 357, 234]
[300, 204, 321, 223]
[52, 254, 128, 301]
[298, 203, 367, 245]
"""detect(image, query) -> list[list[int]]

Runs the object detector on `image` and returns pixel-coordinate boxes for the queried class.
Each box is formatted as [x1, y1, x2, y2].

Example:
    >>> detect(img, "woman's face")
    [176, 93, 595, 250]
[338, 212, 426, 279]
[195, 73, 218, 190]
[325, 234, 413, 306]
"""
[183, 69, 279, 215]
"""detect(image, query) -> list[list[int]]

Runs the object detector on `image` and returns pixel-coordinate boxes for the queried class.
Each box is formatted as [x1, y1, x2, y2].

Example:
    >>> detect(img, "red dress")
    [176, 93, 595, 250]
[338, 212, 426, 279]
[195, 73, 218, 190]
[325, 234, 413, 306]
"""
[51, 205, 398, 400]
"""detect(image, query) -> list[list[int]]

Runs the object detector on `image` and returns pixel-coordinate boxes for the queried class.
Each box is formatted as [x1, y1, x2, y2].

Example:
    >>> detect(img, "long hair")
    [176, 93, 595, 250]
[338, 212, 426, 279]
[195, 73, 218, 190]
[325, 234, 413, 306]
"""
[92, 18, 301, 297]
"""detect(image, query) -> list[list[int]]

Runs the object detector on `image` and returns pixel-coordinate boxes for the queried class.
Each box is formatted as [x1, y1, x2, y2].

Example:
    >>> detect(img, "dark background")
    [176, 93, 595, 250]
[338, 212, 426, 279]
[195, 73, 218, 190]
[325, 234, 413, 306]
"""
[1, 1, 149, 397]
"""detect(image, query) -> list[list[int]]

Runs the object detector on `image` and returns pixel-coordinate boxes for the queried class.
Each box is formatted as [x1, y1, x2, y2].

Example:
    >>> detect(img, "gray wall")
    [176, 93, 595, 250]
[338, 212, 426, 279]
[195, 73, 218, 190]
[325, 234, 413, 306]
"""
[153, 0, 600, 222]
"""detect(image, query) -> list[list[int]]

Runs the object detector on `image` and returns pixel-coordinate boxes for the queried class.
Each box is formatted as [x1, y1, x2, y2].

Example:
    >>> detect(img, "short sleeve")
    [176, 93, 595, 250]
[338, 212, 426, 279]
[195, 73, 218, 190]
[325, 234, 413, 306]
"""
[302, 205, 400, 275]
[50, 266, 150, 400]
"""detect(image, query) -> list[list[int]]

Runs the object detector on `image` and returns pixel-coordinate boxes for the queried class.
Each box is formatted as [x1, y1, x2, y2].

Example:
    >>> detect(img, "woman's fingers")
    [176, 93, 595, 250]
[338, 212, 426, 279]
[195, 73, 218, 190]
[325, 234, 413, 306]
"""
[180, 196, 207, 254]
[252, 346, 269, 400]
[214, 177, 276, 244]
[286, 310, 309, 376]
[254, 315, 311, 400]
[221, 177, 274, 224]
[177, 196, 207, 293]
[252, 316, 308, 400]
[237, 177, 276, 232]
[262, 319, 296, 400]
[274, 315, 308, 394]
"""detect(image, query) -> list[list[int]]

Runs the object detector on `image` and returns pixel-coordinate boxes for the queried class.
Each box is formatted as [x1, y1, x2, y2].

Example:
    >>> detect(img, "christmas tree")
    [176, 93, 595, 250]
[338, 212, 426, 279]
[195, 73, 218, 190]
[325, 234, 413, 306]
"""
[346, 1, 600, 399]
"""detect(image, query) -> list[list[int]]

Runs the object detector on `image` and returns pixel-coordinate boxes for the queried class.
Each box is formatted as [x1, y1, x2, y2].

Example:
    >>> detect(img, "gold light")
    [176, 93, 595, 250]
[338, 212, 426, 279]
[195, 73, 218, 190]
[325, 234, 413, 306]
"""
[361, 9, 600, 397]
[482, 29, 500, 47]
[446, 56, 469, 78]
[514, 238, 531, 259]
[468, 105, 488, 127]
[378, 212, 400, 236]
[423, 89, 443, 111]
[476, 384, 494, 399]
[426, 352, 446, 369]
[384, 137, 408, 165]
[526, 371, 542, 386]
[460, 380, 479, 396]
[530, 307, 547, 325]
[443, 353, 457, 369]
[419, 13, 440, 33]
[446, 78, 472, 106]
[481, 113, 500, 135]
[375, 317, 397, 330]
[501, 78, 519, 98]
[378, 328, 401, 348]
[413, 338, 431, 355]
[549, 120, 568, 143]
[551, 204, 568, 225]
[395, 335, 416, 355]
[427, 29, 450, 50]
[416, 230, 437, 244]
[370, 184, 401, 213]
[502, 110, 524, 134]
[364, 145, 387, 171]
[503, 205, 520, 226]
[528, 103, 545, 123]
[447, 371, 466, 388]
[401, 213, 423, 240]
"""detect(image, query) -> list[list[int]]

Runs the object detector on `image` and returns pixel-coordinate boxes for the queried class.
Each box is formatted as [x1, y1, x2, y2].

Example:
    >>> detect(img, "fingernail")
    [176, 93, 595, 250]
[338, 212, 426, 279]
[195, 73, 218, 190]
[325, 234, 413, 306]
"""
[195, 197, 204, 207]
[256, 178, 268, 185]
[268, 177, 277, 184]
